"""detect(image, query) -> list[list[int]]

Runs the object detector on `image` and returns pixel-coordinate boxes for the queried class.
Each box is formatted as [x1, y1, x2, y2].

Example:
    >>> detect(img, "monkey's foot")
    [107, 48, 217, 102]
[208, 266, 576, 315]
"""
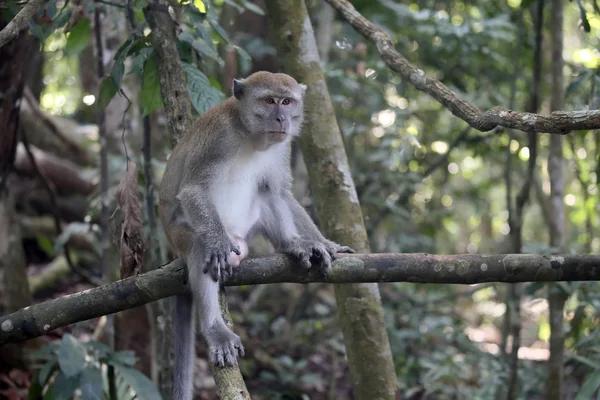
[281, 240, 334, 275]
[206, 324, 245, 367]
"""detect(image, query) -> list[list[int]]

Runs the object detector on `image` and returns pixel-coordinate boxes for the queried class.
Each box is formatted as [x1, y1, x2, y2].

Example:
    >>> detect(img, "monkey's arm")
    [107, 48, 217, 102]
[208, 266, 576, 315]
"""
[175, 185, 240, 280]
[259, 189, 354, 272]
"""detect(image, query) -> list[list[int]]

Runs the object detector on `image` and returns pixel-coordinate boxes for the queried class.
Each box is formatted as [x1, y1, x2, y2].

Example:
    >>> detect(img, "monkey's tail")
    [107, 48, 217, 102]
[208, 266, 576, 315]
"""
[173, 293, 195, 400]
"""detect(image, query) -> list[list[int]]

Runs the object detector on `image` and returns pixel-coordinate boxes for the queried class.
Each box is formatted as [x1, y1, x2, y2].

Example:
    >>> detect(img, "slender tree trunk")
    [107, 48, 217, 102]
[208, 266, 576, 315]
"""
[265, 3, 398, 399]
[143, 3, 250, 398]
[0, 25, 35, 368]
[547, 0, 567, 398]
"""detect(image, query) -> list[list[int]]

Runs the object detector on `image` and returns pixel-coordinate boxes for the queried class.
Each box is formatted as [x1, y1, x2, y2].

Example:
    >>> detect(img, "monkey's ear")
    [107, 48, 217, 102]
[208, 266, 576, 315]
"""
[233, 78, 246, 100]
[298, 83, 307, 95]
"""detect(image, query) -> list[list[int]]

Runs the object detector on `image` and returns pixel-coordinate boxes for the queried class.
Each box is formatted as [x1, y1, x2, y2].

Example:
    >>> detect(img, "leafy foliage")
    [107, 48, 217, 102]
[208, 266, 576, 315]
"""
[29, 334, 161, 399]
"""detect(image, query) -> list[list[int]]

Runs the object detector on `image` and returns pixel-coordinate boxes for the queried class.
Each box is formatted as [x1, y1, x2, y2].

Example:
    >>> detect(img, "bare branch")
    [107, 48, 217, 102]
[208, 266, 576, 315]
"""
[2, 253, 600, 345]
[0, 0, 47, 49]
[325, 0, 600, 135]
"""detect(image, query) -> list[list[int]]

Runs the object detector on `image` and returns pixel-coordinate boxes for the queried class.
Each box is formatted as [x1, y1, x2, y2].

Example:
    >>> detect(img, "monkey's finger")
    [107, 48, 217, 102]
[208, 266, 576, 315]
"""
[209, 257, 220, 282]
[230, 242, 241, 255]
[338, 246, 356, 254]
[236, 343, 245, 357]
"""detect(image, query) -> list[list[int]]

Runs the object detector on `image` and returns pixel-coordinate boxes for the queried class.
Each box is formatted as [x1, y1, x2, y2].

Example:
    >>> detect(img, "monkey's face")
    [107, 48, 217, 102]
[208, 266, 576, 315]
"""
[233, 72, 307, 141]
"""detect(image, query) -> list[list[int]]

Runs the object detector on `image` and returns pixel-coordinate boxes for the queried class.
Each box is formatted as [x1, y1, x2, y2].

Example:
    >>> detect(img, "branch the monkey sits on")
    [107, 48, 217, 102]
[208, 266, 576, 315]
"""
[158, 71, 354, 400]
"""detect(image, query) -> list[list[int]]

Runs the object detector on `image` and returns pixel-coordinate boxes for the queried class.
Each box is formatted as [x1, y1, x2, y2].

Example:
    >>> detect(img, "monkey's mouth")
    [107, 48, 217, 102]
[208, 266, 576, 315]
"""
[267, 132, 287, 142]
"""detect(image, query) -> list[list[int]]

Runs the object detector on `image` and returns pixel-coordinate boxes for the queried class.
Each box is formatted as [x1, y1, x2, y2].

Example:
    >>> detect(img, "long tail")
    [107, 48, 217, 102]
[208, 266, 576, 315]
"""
[173, 293, 195, 400]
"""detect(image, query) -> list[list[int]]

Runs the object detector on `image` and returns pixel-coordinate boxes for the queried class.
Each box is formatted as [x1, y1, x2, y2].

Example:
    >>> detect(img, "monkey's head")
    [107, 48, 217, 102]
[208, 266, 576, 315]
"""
[233, 71, 307, 143]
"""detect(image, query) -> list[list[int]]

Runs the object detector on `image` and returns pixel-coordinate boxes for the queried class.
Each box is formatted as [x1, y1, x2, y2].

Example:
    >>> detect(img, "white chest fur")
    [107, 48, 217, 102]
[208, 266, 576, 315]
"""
[211, 144, 282, 238]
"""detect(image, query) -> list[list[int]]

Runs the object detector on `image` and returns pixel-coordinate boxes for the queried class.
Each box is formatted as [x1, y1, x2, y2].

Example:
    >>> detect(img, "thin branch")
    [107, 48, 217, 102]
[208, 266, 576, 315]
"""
[0, 0, 47, 49]
[2, 253, 600, 345]
[324, 0, 600, 135]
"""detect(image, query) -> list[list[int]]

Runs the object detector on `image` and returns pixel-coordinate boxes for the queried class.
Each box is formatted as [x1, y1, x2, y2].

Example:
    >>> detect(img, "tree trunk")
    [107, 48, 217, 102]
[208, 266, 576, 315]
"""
[547, 0, 567, 398]
[143, 3, 250, 398]
[0, 25, 34, 368]
[265, 2, 398, 399]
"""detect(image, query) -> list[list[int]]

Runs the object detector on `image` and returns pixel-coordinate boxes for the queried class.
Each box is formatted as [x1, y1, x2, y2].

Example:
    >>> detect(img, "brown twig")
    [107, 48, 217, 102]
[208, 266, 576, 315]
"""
[325, 0, 600, 134]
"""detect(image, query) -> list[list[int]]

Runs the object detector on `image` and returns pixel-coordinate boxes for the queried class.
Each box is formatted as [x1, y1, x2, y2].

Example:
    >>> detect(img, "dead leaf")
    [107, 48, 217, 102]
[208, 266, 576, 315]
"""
[115, 162, 145, 279]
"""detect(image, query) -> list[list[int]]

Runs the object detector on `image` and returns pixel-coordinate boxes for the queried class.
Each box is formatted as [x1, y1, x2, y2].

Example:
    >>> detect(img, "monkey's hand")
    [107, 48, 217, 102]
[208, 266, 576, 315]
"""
[202, 233, 241, 282]
[281, 239, 335, 275]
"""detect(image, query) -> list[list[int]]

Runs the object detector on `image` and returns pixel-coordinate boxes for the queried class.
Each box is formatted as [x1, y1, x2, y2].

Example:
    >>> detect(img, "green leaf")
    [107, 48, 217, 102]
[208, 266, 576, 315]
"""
[47, 372, 80, 400]
[65, 17, 91, 56]
[111, 350, 137, 367]
[141, 56, 164, 115]
[58, 334, 87, 377]
[37, 236, 55, 257]
[39, 361, 58, 385]
[98, 77, 119, 109]
[178, 31, 223, 66]
[128, 47, 153, 77]
[52, 9, 72, 29]
[31, 343, 60, 361]
[133, 0, 149, 10]
[111, 363, 162, 400]
[575, 370, 600, 400]
[112, 35, 140, 86]
[243, 1, 264, 15]
[182, 63, 225, 115]
[79, 367, 103, 400]
[28, 373, 44, 400]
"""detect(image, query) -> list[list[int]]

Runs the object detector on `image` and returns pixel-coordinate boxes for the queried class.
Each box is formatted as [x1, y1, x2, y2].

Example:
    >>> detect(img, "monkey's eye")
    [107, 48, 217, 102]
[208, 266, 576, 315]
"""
[282, 98, 291, 105]
[265, 98, 275, 104]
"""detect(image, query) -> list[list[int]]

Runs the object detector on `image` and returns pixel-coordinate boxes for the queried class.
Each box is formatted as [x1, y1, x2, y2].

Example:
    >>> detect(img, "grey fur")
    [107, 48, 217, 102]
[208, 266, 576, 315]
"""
[158, 71, 354, 400]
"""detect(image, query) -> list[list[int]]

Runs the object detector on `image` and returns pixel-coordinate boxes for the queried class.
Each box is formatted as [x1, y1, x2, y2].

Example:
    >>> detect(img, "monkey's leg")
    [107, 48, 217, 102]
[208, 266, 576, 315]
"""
[173, 293, 195, 400]
[188, 240, 245, 367]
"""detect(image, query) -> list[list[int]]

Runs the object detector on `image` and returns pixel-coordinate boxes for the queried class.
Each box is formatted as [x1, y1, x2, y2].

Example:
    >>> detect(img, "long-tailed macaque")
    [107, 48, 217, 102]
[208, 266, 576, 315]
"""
[158, 71, 354, 400]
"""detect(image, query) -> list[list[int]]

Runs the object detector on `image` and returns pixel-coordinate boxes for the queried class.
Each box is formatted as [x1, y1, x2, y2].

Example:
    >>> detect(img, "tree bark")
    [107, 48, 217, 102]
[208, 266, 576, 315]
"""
[547, 0, 567, 398]
[0, 25, 35, 368]
[265, 2, 398, 399]
[3, 253, 600, 345]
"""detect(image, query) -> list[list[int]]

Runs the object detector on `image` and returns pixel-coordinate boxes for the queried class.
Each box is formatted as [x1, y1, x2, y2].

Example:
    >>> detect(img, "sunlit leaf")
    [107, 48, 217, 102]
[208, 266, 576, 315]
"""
[58, 334, 87, 377]
[36, 236, 55, 257]
[65, 17, 91, 56]
[141, 55, 164, 115]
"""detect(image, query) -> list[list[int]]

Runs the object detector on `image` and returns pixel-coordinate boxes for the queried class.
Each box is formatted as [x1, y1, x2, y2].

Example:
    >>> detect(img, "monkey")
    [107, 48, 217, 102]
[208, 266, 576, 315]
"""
[158, 71, 354, 400]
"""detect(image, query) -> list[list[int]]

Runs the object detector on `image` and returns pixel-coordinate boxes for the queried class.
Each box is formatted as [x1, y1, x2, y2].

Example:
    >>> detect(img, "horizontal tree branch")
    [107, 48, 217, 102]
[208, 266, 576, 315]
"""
[2, 253, 600, 344]
[325, 0, 600, 135]
[0, 0, 47, 49]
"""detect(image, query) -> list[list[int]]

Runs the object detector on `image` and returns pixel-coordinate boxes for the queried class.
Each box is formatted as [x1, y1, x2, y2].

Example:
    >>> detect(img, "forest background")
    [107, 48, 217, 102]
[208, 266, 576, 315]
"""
[1, 0, 600, 399]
